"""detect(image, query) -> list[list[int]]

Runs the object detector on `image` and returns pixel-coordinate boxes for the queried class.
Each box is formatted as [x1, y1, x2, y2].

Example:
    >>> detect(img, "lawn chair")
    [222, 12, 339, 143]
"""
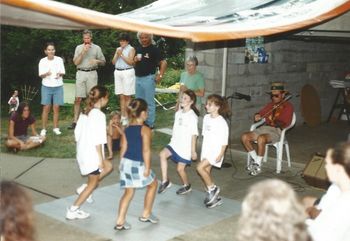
[247, 112, 296, 173]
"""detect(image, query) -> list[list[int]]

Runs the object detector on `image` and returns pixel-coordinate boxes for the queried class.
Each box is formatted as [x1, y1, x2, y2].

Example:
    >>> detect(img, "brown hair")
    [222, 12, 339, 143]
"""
[0, 180, 35, 241]
[84, 85, 108, 115]
[206, 94, 231, 118]
[331, 142, 350, 177]
[15, 102, 31, 121]
[127, 98, 148, 123]
[183, 89, 200, 116]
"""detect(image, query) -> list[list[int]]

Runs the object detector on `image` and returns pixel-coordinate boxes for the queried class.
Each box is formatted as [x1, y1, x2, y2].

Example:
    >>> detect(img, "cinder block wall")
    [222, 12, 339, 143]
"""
[186, 39, 350, 139]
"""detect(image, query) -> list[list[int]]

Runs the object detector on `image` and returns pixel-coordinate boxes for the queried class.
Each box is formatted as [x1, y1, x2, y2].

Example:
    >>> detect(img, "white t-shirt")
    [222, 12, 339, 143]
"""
[308, 188, 350, 241]
[168, 109, 198, 160]
[74, 108, 107, 175]
[201, 114, 229, 167]
[38, 56, 65, 87]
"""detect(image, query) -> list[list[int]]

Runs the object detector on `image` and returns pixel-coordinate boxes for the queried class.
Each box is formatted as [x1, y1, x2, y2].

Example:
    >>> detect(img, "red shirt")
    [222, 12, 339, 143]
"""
[258, 101, 294, 129]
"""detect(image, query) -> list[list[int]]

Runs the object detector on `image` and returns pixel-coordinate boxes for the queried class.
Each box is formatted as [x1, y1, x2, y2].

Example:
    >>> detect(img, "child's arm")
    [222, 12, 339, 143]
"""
[191, 135, 197, 160]
[107, 120, 113, 136]
[215, 145, 227, 163]
[119, 132, 127, 160]
[141, 126, 152, 177]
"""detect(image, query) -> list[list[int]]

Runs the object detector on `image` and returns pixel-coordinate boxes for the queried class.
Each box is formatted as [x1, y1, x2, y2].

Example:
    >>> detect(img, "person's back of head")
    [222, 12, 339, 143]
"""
[236, 179, 310, 241]
[331, 142, 350, 178]
[0, 180, 34, 241]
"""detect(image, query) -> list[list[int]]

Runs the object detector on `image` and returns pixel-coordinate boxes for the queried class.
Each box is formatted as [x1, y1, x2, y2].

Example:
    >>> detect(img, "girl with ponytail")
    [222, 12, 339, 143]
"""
[158, 89, 199, 195]
[115, 98, 158, 230]
[66, 85, 113, 220]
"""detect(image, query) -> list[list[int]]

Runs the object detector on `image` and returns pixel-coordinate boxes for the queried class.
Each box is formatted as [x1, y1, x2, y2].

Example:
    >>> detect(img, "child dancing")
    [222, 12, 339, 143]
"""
[115, 98, 158, 230]
[158, 89, 199, 195]
[66, 85, 113, 220]
[197, 94, 229, 208]
[106, 111, 123, 159]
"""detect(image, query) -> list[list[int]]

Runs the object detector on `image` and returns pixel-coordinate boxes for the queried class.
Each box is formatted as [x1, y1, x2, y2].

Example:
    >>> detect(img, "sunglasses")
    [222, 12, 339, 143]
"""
[270, 94, 281, 98]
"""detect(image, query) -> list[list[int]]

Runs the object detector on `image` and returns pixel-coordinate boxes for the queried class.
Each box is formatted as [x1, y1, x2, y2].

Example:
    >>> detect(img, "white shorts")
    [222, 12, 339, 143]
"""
[114, 68, 135, 95]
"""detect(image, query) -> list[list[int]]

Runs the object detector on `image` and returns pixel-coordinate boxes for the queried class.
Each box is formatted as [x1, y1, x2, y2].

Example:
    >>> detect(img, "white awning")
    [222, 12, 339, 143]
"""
[1, 0, 350, 42]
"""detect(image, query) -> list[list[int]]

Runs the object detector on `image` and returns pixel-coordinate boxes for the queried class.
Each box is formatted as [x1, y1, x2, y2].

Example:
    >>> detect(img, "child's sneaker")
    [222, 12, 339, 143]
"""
[114, 221, 131, 230]
[53, 128, 62, 135]
[205, 186, 220, 205]
[76, 184, 94, 203]
[206, 197, 223, 209]
[139, 213, 159, 224]
[40, 129, 47, 136]
[66, 208, 90, 220]
[158, 180, 172, 194]
[176, 184, 192, 195]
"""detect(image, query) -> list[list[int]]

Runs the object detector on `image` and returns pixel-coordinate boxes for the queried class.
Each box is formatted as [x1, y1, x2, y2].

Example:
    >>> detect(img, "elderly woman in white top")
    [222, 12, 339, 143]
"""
[112, 32, 135, 126]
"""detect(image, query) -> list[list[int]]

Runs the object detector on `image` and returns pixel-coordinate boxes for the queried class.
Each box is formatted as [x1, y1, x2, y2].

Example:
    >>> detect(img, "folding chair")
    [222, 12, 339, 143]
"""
[247, 112, 296, 173]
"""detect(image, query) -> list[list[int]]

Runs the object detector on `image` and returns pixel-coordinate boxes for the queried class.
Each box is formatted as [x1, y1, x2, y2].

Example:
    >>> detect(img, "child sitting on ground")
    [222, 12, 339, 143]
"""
[107, 111, 123, 159]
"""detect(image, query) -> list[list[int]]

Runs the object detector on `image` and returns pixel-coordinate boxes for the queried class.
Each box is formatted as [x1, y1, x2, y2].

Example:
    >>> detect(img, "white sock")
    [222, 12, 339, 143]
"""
[70, 205, 79, 211]
[256, 156, 263, 166]
[207, 185, 216, 191]
[249, 150, 257, 160]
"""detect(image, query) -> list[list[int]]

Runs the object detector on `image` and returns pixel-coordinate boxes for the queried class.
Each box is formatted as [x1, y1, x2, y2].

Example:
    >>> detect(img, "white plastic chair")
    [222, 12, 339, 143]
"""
[247, 112, 296, 173]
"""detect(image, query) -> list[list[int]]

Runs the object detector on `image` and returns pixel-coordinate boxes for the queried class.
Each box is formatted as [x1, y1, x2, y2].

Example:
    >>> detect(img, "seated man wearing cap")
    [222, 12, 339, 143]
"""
[241, 82, 294, 176]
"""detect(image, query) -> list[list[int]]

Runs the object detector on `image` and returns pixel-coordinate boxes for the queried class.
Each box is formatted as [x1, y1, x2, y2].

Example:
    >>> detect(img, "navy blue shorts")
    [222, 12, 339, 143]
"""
[112, 138, 120, 151]
[166, 145, 191, 165]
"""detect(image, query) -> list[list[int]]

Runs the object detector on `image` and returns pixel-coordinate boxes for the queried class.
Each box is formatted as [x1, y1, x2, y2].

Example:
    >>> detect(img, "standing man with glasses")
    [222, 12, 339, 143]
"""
[134, 32, 167, 129]
[241, 82, 294, 176]
[68, 29, 106, 130]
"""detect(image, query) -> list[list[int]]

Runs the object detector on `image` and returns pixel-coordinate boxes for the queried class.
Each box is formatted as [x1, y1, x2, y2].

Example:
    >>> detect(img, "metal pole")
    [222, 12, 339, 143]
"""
[221, 47, 228, 96]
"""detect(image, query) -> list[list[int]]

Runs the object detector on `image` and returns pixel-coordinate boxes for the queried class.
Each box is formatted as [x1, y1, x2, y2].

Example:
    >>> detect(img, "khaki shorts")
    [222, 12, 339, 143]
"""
[252, 125, 281, 143]
[75, 70, 98, 98]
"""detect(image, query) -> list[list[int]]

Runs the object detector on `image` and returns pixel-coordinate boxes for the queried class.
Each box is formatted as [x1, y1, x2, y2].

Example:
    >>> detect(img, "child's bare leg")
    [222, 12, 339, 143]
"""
[159, 148, 171, 182]
[107, 135, 113, 159]
[196, 159, 213, 187]
[116, 188, 135, 225]
[99, 159, 113, 181]
[142, 179, 158, 218]
[74, 174, 99, 207]
[177, 163, 189, 185]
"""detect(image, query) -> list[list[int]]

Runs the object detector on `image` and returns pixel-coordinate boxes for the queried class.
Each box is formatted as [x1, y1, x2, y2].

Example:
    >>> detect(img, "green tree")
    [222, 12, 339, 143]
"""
[0, 0, 185, 103]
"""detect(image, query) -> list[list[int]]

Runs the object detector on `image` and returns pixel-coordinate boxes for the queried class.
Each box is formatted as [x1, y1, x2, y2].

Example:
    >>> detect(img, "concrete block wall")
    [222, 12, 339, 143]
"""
[186, 39, 350, 139]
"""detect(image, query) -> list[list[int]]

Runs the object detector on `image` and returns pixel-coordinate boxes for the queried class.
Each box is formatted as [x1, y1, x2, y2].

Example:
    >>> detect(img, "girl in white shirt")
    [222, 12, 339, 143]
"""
[66, 85, 113, 220]
[158, 89, 200, 195]
[197, 94, 230, 208]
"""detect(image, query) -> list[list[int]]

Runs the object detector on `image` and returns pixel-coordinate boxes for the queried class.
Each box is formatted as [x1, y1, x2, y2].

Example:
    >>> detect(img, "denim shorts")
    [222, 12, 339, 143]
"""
[41, 85, 64, 105]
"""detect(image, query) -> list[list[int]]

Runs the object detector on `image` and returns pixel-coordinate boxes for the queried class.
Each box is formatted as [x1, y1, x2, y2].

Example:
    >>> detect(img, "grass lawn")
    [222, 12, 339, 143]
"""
[1, 104, 174, 158]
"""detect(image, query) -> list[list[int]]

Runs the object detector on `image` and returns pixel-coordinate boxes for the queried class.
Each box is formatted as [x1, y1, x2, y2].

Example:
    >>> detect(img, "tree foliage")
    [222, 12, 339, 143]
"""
[1, 0, 185, 102]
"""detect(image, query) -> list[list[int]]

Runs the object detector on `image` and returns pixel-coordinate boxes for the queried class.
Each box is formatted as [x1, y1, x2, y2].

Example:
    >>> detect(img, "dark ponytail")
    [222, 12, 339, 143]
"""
[127, 98, 148, 123]
[84, 85, 108, 115]
[183, 89, 200, 116]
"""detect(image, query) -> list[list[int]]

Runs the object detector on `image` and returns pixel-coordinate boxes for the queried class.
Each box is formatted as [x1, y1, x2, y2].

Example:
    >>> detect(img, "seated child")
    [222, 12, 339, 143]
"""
[107, 111, 123, 159]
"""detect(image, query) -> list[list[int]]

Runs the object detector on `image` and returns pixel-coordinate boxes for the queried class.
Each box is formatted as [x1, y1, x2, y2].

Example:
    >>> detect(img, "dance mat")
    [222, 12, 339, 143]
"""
[35, 183, 241, 241]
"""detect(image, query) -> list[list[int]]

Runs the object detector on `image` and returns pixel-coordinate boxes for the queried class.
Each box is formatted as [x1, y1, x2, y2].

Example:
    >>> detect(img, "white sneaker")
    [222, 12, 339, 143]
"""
[53, 128, 61, 135]
[76, 184, 94, 203]
[40, 129, 47, 136]
[66, 208, 90, 220]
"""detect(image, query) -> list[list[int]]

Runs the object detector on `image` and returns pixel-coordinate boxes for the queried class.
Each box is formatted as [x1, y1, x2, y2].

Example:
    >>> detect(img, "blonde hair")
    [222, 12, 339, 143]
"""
[236, 179, 310, 241]
[109, 111, 121, 120]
